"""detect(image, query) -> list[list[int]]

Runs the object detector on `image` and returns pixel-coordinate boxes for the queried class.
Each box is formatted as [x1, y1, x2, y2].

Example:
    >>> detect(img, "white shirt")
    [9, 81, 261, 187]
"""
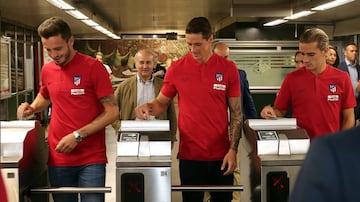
[136, 74, 155, 120]
[345, 58, 359, 97]
[103, 64, 112, 74]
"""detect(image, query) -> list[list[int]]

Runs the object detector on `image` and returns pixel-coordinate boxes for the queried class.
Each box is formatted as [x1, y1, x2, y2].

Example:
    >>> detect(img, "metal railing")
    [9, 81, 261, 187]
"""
[172, 185, 244, 192]
[29, 187, 112, 194]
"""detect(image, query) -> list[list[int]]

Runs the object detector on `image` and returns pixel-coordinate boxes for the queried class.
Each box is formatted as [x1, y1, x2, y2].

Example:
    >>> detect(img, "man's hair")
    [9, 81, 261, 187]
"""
[95, 51, 103, 57]
[344, 42, 357, 50]
[299, 27, 329, 51]
[185, 17, 212, 39]
[134, 49, 155, 63]
[294, 51, 302, 61]
[212, 42, 229, 51]
[37, 17, 72, 41]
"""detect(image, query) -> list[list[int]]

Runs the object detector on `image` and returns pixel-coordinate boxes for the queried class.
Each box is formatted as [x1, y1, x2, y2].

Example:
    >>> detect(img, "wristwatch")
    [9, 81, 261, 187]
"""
[73, 131, 83, 143]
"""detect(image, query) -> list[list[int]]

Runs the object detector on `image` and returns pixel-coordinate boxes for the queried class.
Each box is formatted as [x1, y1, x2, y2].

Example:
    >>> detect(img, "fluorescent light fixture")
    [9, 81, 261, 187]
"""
[47, 0, 119, 39]
[93, 25, 109, 33]
[107, 33, 120, 39]
[81, 19, 99, 27]
[65, 10, 88, 20]
[93, 25, 120, 39]
[312, 0, 355, 11]
[46, 0, 74, 10]
[264, 19, 288, 26]
[285, 11, 314, 20]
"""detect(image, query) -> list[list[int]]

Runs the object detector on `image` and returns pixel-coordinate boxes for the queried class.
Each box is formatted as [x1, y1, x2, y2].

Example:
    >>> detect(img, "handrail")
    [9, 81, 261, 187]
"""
[171, 185, 244, 192]
[30, 185, 243, 193]
[250, 86, 280, 94]
[30, 187, 112, 194]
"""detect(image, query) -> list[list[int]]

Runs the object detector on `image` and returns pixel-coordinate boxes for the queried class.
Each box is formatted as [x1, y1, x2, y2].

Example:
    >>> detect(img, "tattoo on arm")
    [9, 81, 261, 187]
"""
[228, 97, 243, 151]
[100, 94, 117, 106]
[96, 94, 118, 122]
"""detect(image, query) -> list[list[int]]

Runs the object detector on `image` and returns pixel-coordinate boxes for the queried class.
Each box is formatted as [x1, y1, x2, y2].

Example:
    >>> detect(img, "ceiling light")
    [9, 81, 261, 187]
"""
[106, 33, 120, 39]
[46, 0, 74, 10]
[81, 19, 99, 27]
[65, 10, 88, 19]
[264, 19, 288, 26]
[284, 11, 314, 20]
[46, 0, 119, 39]
[93, 25, 110, 34]
[312, 0, 355, 11]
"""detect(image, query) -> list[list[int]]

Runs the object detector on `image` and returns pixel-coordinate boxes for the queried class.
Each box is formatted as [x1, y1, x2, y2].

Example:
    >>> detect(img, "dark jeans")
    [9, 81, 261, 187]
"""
[48, 164, 106, 202]
[179, 159, 233, 202]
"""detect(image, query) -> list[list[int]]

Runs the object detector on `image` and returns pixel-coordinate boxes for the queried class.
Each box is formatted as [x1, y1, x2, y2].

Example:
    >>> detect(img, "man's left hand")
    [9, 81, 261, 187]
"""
[221, 149, 237, 175]
[55, 133, 78, 153]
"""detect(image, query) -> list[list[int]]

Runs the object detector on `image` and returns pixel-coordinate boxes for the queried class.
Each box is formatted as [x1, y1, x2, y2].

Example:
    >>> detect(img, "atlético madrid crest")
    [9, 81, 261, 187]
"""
[215, 73, 223, 82]
[329, 84, 336, 93]
[73, 76, 81, 86]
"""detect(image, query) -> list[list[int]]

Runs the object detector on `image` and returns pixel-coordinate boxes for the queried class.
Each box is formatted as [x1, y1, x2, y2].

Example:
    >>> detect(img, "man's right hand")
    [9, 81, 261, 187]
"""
[135, 103, 152, 120]
[17, 102, 34, 120]
[260, 105, 277, 119]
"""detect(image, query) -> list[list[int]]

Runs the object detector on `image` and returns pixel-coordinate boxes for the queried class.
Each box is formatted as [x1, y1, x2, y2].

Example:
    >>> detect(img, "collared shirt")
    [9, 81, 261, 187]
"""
[136, 74, 155, 120]
[345, 58, 359, 97]
[40, 52, 113, 166]
[275, 65, 356, 139]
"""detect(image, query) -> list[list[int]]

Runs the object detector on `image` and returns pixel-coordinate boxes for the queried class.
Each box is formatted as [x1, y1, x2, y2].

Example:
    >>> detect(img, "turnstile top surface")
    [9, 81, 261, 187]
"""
[116, 156, 171, 167]
[259, 154, 305, 166]
[0, 156, 22, 168]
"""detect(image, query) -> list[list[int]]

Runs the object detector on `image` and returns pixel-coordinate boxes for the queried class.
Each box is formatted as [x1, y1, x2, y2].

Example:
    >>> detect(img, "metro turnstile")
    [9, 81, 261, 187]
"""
[1, 120, 113, 201]
[116, 120, 172, 202]
[0, 120, 49, 202]
[243, 119, 310, 202]
[116, 120, 244, 202]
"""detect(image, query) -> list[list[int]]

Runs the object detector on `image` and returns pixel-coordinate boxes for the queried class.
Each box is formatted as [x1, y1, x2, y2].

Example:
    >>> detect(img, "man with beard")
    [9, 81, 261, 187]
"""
[135, 17, 242, 202]
[17, 17, 119, 202]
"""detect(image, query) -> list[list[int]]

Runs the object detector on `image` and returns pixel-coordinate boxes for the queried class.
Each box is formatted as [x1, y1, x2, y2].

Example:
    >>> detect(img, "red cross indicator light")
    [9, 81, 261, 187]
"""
[267, 171, 289, 202]
[121, 173, 144, 202]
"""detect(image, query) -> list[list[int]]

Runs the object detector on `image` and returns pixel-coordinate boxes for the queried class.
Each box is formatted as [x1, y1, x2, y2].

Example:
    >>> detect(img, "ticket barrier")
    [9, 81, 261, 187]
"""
[0, 120, 48, 202]
[243, 119, 310, 202]
[116, 120, 172, 202]
[116, 120, 244, 202]
[0, 120, 112, 201]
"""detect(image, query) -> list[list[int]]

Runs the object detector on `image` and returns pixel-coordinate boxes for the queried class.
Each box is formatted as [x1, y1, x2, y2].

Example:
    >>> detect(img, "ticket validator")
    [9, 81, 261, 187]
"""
[116, 120, 171, 202]
[244, 118, 310, 202]
[0, 120, 48, 202]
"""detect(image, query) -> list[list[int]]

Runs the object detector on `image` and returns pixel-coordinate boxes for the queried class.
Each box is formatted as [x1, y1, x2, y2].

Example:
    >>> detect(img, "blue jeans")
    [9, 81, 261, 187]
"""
[48, 164, 106, 202]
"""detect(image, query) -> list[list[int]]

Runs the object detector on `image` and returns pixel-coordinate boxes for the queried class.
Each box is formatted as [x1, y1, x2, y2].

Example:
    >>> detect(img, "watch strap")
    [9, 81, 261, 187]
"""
[73, 131, 83, 143]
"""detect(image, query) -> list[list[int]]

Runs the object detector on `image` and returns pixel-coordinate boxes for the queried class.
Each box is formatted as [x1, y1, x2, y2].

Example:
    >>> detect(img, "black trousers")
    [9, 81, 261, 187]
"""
[179, 159, 234, 202]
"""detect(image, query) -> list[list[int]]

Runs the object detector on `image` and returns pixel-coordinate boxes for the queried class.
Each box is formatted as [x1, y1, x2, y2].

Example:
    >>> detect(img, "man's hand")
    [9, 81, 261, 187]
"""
[260, 105, 277, 119]
[135, 103, 152, 120]
[221, 149, 237, 176]
[55, 133, 78, 153]
[356, 80, 360, 93]
[17, 102, 34, 120]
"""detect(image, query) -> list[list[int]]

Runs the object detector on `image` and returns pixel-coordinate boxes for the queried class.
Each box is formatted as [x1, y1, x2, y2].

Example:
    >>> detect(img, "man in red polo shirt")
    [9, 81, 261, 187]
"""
[261, 28, 355, 140]
[17, 17, 119, 202]
[135, 17, 242, 202]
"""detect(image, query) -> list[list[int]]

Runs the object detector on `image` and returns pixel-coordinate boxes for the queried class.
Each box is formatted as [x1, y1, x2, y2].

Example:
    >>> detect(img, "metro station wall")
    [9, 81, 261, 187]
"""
[74, 39, 189, 78]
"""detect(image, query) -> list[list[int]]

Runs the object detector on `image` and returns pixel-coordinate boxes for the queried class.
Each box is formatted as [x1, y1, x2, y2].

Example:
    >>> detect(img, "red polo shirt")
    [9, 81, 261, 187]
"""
[162, 53, 240, 160]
